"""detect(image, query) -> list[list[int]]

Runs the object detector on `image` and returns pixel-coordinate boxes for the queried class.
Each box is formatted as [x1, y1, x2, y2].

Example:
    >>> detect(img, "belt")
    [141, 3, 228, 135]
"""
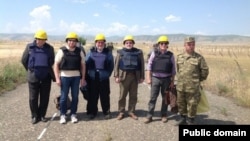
[126, 71, 135, 75]
[153, 76, 171, 79]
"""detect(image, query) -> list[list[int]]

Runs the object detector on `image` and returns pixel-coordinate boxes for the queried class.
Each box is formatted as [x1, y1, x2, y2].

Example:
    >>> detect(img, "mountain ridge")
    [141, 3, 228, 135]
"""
[1, 33, 250, 43]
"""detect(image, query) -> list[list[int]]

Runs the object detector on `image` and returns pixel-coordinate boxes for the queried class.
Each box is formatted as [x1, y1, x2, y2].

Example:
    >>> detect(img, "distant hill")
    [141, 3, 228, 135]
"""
[0, 33, 250, 44]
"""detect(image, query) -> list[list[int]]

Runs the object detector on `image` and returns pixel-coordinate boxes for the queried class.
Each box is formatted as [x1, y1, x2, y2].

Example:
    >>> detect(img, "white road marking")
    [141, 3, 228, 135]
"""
[37, 81, 150, 140]
[37, 112, 58, 140]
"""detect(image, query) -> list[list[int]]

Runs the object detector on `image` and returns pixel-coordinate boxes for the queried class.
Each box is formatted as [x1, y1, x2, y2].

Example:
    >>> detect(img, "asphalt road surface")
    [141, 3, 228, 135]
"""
[1, 78, 250, 141]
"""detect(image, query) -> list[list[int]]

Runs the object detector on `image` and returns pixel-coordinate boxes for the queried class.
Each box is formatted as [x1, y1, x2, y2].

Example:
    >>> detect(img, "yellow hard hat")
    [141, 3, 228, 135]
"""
[157, 35, 169, 43]
[34, 29, 47, 40]
[95, 33, 106, 42]
[66, 32, 79, 42]
[123, 35, 135, 44]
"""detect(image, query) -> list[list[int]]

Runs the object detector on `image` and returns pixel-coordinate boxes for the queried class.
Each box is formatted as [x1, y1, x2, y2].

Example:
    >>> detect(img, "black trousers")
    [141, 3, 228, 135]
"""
[28, 77, 51, 118]
[87, 72, 110, 115]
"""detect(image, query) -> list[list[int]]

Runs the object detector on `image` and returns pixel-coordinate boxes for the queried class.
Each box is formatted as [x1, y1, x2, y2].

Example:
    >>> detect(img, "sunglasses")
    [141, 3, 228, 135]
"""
[159, 42, 168, 45]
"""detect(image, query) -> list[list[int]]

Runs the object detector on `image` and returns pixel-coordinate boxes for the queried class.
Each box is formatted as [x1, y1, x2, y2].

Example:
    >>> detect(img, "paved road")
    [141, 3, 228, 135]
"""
[1, 78, 250, 141]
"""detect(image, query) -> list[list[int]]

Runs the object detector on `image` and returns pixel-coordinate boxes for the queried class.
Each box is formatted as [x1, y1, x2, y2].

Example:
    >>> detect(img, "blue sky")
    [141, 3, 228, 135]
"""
[1, 0, 250, 36]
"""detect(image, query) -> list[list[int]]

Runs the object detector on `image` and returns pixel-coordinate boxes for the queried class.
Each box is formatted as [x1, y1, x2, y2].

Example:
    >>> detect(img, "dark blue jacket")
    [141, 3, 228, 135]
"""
[21, 40, 55, 82]
[85, 47, 114, 81]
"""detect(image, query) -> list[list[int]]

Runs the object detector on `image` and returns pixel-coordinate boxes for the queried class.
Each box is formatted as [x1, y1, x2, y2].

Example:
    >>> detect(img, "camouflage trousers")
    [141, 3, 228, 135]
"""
[177, 90, 201, 118]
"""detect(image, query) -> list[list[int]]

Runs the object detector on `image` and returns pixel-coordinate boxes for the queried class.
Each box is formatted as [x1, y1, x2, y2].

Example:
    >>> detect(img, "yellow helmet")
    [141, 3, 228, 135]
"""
[95, 33, 106, 42]
[123, 35, 135, 44]
[157, 35, 169, 43]
[34, 29, 47, 40]
[66, 32, 79, 42]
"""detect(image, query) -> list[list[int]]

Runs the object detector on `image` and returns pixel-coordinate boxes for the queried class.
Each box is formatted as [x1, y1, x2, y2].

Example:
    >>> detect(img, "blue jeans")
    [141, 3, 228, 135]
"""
[60, 76, 80, 116]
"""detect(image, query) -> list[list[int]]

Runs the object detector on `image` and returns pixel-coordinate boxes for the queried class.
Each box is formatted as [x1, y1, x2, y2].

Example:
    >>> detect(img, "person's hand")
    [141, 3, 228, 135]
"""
[169, 81, 174, 89]
[115, 77, 120, 83]
[146, 78, 151, 84]
[80, 79, 86, 87]
[56, 78, 61, 86]
[139, 79, 144, 83]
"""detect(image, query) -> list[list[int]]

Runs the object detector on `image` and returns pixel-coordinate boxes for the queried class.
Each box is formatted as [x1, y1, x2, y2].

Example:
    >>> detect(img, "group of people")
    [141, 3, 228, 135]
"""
[21, 29, 209, 125]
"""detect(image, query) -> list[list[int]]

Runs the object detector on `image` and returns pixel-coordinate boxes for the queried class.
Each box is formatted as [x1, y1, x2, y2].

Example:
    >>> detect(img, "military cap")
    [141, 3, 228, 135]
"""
[184, 36, 195, 42]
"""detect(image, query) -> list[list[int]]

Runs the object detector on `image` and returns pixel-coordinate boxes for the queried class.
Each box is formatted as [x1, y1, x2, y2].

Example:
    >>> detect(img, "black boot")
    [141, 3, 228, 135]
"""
[175, 115, 186, 125]
[186, 117, 195, 125]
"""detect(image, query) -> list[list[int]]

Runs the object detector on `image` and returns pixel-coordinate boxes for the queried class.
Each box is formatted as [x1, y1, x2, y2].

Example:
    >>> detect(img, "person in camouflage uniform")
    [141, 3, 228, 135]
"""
[176, 37, 209, 125]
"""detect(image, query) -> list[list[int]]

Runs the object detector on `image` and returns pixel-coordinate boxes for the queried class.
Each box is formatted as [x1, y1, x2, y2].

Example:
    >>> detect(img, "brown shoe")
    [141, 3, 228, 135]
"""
[144, 117, 152, 124]
[117, 113, 124, 120]
[161, 116, 168, 123]
[129, 113, 138, 120]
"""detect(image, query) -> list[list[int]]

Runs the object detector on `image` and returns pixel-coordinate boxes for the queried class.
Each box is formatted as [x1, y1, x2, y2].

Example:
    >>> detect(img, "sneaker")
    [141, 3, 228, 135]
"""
[71, 114, 78, 123]
[59, 115, 66, 124]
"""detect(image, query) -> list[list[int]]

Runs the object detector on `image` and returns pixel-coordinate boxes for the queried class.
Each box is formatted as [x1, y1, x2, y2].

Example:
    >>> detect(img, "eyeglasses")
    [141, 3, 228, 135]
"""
[159, 42, 168, 45]
[96, 41, 105, 44]
[125, 42, 134, 44]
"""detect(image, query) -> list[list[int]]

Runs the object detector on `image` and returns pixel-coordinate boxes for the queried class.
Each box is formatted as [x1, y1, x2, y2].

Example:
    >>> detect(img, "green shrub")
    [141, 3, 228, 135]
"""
[0, 63, 26, 94]
[216, 82, 230, 96]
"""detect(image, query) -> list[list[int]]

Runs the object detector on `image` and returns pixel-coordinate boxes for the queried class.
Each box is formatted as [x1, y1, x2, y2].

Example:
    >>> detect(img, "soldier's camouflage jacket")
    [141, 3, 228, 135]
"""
[176, 52, 209, 93]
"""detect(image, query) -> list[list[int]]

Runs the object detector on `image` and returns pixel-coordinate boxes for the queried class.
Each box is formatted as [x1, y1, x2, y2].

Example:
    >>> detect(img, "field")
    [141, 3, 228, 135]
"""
[1, 40, 250, 107]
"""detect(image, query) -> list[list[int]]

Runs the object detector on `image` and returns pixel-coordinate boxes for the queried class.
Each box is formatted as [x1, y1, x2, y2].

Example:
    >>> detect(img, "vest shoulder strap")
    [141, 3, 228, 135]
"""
[60, 46, 81, 54]
[60, 46, 67, 51]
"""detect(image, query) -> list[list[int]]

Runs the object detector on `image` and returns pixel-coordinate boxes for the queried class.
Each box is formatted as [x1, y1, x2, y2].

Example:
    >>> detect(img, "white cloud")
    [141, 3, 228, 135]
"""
[104, 22, 140, 35]
[58, 20, 89, 34]
[72, 0, 89, 4]
[150, 19, 157, 23]
[107, 22, 128, 32]
[30, 5, 51, 19]
[3, 23, 15, 33]
[142, 25, 150, 29]
[103, 2, 123, 15]
[70, 22, 89, 33]
[165, 14, 181, 22]
[127, 25, 139, 33]
[29, 5, 52, 31]
[152, 28, 162, 33]
[93, 13, 100, 17]
[194, 31, 207, 35]
[103, 3, 117, 10]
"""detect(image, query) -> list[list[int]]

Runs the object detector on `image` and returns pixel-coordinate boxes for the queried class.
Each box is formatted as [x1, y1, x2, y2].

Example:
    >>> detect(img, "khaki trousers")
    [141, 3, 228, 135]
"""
[118, 73, 138, 114]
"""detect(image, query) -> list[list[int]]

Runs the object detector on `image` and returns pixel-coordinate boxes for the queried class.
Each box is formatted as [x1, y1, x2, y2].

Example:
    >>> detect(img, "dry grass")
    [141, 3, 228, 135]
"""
[133, 42, 250, 107]
[1, 40, 250, 107]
